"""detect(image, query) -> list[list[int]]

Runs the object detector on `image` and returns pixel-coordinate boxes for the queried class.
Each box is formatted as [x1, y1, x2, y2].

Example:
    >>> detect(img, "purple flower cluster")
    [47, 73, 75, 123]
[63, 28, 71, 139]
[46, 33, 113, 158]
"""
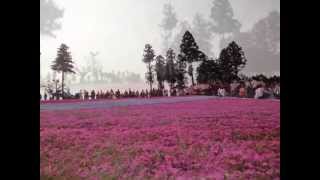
[40, 99, 280, 179]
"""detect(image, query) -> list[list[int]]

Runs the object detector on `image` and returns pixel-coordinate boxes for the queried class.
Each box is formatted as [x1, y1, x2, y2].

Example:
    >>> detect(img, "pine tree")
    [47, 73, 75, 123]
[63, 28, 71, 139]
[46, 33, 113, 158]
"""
[220, 11, 280, 74]
[160, 3, 178, 54]
[51, 43, 75, 98]
[176, 54, 187, 89]
[217, 41, 247, 83]
[142, 44, 156, 92]
[209, 0, 241, 49]
[179, 31, 204, 86]
[88, 51, 102, 83]
[165, 48, 177, 90]
[187, 64, 193, 81]
[192, 13, 214, 57]
[171, 21, 191, 53]
[155, 55, 166, 90]
[251, 11, 280, 55]
[75, 66, 90, 83]
[196, 58, 220, 84]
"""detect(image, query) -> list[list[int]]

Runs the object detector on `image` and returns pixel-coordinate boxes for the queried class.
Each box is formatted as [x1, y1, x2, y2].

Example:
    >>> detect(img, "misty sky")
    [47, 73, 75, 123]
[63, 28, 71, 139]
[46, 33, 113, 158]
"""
[40, 0, 280, 76]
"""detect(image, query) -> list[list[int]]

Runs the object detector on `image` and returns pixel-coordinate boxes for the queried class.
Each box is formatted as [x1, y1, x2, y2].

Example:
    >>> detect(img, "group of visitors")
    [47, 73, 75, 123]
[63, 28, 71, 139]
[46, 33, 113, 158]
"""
[210, 79, 280, 99]
[77, 88, 166, 100]
[41, 88, 171, 101]
[40, 79, 280, 101]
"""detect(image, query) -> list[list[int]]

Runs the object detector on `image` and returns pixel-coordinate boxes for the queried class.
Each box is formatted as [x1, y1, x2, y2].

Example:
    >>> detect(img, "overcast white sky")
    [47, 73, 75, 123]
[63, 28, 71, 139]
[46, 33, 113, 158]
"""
[40, 0, 280, 76]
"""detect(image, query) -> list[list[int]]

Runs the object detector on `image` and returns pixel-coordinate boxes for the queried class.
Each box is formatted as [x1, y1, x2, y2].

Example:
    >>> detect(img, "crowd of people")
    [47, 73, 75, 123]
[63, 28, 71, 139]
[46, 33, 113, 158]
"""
[41, 88, 170, 101]
[40, 79, 280, 101]
[76, 88, 167, 100]
[209, 80, 280, 99]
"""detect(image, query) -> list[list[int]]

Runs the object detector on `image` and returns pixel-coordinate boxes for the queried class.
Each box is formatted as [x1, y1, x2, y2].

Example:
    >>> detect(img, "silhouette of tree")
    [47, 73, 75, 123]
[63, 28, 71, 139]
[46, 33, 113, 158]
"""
[196, 57, 220, 84]
[171, 21, 192, 53]
[179, 31, 205, 86]
[251, 11, 280, 54]
[165, 48, 177, 90]
[75, 66, 90, 83]
[176, 54, 187, 89]
[192, 13, 214, 57]
[222, 11, 280, 74]
[52, 71, 57, 81]
[155, 55, 166, 90]
[51, 43, 75, 98]
[142, 44, 156, 92]
[252, 74, 268, 82]
[87, 51, 102, 83]
[45, 72, 52, 83]
[124, 72, 142, 83]
[86, 75, 92, 83]
[40, 0, 64, 37]
[42, 80, 61, 99]
[98, 69, 104, 83]
[187, 64, 194, 84]
[160, 3, 178, 54]
[217, 41, 246, 83]
[209, 0, 241, 49]
[70, 73, 77, 84]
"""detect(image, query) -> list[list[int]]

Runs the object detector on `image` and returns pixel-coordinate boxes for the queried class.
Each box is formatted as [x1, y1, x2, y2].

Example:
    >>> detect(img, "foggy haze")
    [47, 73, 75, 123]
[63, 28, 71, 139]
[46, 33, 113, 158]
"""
[40, 0, 280, 91]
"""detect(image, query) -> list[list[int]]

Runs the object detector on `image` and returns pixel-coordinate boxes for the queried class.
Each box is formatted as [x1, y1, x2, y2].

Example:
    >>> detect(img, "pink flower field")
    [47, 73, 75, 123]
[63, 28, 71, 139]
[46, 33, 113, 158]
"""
[40, 99, 280, 180]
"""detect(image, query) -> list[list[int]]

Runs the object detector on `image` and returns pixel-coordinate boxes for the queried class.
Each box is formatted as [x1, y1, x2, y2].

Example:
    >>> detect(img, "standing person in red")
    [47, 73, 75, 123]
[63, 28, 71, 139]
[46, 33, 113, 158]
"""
[239, 84, 247, 98]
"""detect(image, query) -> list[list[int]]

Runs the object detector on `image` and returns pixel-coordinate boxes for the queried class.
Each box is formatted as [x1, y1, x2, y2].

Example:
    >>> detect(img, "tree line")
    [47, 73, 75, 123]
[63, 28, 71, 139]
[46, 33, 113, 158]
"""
[160, 0, 242, 57]
[160, 0, 279, 74]
[42, 68, 142, 85]
[142, 30, 247, 92]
